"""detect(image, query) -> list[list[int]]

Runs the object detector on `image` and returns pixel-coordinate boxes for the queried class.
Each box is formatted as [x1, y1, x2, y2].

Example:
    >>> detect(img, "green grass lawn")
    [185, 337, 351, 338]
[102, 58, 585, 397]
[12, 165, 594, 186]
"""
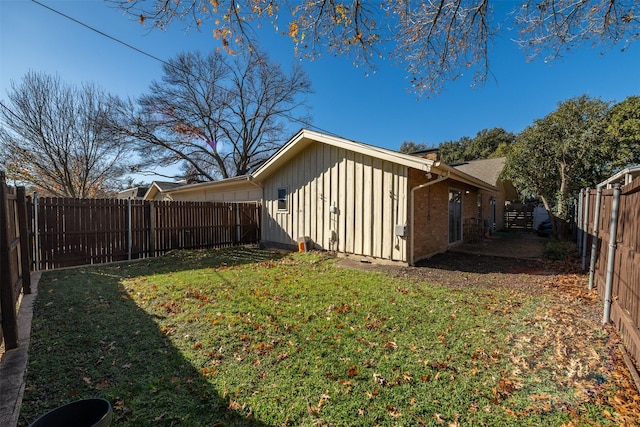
[19, 247, 634, 426]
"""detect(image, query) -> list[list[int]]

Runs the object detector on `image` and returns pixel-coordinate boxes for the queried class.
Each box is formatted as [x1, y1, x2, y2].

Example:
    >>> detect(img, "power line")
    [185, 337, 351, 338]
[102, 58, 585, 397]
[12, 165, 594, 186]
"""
[30, 0, 339, 137]
[31, 0, 172, 69]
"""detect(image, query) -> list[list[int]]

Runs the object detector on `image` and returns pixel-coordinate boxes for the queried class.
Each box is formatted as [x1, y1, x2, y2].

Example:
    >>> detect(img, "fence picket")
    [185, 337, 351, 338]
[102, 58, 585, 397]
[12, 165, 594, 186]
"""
[29, 198, 260, 269]
[583, 177, 640, 372]
[0, 174, 30, 350]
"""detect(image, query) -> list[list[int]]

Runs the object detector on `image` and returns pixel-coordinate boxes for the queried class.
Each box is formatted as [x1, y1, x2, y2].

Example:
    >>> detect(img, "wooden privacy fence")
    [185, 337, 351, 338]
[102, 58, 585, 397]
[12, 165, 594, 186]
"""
[577, 175, 640, 371]
[0, 173, 32, 350]
[33, 197, 261, 270]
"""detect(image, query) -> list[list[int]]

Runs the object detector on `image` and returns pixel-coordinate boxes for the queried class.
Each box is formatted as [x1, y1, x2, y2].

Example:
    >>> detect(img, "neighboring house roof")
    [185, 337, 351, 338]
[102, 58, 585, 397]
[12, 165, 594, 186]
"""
[143, 181, 187, 200]
[597, 165, 640, 188]
[450, 157, 507, 186]
[252, 129, 497, 191]
[117, 186, 149, 199]
[163, 175, 260, 196]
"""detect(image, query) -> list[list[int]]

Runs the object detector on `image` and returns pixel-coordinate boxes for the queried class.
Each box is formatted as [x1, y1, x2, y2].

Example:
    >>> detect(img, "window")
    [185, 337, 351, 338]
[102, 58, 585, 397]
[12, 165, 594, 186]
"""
[277, 187, 288, 211]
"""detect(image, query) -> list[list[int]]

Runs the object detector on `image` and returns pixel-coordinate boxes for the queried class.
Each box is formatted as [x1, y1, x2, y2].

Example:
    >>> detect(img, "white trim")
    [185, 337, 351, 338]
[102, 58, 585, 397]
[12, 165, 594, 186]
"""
[277, 186, 289, 212]
[252, 129, 434, 182]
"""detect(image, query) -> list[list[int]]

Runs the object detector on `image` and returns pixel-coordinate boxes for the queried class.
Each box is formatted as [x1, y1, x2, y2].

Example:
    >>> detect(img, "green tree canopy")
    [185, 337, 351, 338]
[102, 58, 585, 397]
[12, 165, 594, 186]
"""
[398, 141, 430, 154]
[438, 128, 515, 164]
[503, 94, 638, 236]
[606, 95, 640, 166]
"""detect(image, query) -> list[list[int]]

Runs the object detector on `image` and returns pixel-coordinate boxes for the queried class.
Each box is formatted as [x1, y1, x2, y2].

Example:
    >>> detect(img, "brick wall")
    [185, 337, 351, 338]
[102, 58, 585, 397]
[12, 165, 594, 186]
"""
[409, 169, 450, 261]
[409, 168, 504, 263]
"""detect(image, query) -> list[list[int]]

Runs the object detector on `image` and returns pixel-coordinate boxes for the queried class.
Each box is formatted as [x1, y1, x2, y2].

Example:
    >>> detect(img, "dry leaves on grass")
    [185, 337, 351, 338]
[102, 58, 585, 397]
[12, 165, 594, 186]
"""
[508, 271, 640, 425]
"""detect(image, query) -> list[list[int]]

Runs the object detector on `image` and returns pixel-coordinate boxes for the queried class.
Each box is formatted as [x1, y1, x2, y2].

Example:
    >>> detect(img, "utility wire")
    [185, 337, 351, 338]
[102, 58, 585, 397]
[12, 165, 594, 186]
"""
[30, 0, 340, 138]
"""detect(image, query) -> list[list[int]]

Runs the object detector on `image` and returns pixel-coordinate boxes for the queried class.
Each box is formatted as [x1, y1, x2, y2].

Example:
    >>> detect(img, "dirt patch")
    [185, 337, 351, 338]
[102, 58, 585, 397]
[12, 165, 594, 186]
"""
[336, 251, 558, 295]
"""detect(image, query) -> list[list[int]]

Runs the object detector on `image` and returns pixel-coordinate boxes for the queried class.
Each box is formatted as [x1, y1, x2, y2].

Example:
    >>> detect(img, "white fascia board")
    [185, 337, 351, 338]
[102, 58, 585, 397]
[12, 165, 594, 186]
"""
[166, 175, 259, 195]
[252, 129, 433, 182]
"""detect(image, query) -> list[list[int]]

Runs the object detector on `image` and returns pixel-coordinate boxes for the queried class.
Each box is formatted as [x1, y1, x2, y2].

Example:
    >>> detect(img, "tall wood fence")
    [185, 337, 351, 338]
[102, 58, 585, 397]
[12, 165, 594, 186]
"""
[0, 173, 32, 350]
[578, 177, 640, 369]
[33, 198, 261, 270]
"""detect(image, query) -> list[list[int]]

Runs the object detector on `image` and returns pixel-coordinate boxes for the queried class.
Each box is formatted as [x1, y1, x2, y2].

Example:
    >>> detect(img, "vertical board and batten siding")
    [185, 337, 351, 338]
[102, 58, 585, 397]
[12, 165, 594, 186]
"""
[262, 142, 408, 262]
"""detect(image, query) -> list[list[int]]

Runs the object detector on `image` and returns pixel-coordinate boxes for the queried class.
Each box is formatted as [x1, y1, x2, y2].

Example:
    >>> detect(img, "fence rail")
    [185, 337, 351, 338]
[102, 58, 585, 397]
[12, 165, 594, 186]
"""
[0, 173, 31, 350]
[504, 204, 534, 230]
[33, 197, 261, 270]
[578, 176, 640, 371]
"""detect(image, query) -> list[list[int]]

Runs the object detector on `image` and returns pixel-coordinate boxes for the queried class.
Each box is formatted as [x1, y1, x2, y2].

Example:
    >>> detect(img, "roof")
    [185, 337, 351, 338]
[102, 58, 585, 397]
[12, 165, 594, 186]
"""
[252, 129, 496, 192]
[153, 181, 185, 191]
[252, 129, 435, 181]
[597, 165, 640, 188]
[165, 175, 260, 195]
[116, 186, 149, 199]
[143, 180, 187, 200]
[450, 157, 507, 186]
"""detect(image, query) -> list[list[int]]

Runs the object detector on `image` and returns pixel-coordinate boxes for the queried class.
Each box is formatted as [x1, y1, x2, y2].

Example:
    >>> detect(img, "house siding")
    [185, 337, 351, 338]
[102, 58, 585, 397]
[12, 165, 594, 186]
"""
[262, 141, 408, 262]
[169, 188, 262, 203]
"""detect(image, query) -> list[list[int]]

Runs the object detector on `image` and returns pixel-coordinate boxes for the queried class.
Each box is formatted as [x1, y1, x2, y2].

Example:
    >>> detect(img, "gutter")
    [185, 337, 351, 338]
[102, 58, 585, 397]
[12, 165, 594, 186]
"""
[409, 170, 451, 266]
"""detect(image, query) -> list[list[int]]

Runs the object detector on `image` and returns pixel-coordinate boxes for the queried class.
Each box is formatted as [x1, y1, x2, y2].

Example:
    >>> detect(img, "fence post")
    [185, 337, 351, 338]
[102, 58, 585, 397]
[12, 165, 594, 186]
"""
[603, 184, 621, 325]
[581, 188, 590, 270]
[235, 203, 241, 243]
[148, 201, 156, 257]
[32, 192, 40, 271]
[16, 187, 32, 294]
[588, 187, 602, 290]
[0, 172, 19, 349]
[127, 198, 132, 261]
[574, 189, 584, 251]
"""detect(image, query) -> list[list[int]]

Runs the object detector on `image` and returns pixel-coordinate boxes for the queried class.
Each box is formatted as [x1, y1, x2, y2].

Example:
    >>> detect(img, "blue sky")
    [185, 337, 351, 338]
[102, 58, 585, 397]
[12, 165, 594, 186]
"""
[2, 0, 639, 180]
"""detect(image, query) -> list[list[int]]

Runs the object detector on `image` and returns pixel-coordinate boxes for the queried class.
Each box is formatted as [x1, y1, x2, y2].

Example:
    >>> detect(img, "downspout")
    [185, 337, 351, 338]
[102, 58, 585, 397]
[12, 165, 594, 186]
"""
[409, 170, 451, 266]
[588, 186, 602, 290]
[603, 183, 621, 325]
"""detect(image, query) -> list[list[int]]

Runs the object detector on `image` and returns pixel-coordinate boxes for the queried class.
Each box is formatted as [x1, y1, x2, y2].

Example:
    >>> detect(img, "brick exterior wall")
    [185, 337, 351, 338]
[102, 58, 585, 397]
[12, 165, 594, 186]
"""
[408, 168, 504, 263]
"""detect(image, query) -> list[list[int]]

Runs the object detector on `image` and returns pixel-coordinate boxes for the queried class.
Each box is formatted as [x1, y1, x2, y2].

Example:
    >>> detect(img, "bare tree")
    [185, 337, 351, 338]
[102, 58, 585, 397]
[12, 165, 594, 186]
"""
[0, 72, 132, 198]
[107, 0, 639, 95]
[116, 49, 312, 180]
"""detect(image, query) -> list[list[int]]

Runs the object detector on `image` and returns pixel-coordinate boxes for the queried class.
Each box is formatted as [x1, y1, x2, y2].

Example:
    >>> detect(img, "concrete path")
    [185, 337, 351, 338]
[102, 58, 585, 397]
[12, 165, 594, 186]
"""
[0, 272, 41, 427]
[449, 230, 547, 259]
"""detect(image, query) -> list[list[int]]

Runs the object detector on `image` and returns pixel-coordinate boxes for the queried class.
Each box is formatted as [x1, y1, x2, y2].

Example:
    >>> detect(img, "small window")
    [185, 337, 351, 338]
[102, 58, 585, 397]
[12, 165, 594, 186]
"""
[277, 187, 288, 211]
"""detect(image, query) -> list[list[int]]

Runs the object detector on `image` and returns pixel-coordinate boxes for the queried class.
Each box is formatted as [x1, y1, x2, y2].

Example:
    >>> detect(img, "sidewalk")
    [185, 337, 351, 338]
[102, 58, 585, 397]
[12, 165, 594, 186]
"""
[0, 272, 41, 427]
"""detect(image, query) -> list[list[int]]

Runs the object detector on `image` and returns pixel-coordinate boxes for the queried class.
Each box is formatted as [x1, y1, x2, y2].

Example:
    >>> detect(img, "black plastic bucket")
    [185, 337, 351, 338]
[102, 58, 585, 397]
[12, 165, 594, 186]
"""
[30, 398, 112, 427]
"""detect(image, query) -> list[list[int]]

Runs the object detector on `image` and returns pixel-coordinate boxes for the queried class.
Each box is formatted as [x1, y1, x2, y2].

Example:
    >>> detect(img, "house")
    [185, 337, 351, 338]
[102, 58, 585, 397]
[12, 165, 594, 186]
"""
[449, 157, 518, 232]
[142, 181, 187, 201]
[251, 129, 506, 265]
[116, 186, 149, 200]
[156, 175, 262, 203]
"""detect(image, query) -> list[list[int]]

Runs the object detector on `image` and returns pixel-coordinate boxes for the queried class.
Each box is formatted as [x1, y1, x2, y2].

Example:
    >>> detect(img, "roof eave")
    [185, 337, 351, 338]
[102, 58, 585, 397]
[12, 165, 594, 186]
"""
[433, 162, 498, 192]
[252, 129, 433, 182]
